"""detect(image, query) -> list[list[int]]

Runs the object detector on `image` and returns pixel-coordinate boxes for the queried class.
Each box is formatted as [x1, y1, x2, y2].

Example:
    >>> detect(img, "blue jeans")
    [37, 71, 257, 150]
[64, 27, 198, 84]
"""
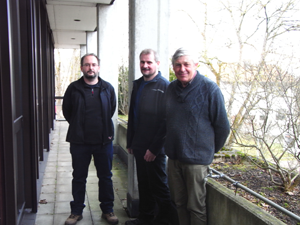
[70, 142, 114, 215]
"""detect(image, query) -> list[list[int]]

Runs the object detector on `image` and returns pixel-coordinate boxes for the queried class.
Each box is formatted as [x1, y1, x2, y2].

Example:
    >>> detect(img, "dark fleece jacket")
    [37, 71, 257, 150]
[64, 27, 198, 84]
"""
[62, 76, 116, 144]
[126, 72, 169, 155]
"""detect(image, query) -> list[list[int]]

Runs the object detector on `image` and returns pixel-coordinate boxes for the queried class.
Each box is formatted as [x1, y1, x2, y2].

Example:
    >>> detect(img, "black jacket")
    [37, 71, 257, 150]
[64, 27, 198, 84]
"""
[62, 77, 116, 144]
[126, 72, 169, 155]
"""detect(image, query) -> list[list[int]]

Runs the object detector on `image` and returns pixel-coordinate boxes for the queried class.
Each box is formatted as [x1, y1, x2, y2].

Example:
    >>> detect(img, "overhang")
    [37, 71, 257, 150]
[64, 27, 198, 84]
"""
[46, 0, 115, 48]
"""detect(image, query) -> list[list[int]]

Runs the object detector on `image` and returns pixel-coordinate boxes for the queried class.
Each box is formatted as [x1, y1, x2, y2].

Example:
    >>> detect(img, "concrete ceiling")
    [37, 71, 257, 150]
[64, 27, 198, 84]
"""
[46, 0, 115, 49]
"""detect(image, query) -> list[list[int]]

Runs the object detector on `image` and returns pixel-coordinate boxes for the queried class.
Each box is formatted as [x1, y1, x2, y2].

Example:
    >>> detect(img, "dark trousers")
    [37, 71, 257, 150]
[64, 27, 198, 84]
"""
[70, 142, 114, 215]
[133, 150, 179, 225]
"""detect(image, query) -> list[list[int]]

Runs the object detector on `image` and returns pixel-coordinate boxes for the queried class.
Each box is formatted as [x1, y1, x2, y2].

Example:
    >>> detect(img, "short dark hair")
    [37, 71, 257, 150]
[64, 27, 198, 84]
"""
[81, 53, 100, 66]
[139, 49, 159, 62]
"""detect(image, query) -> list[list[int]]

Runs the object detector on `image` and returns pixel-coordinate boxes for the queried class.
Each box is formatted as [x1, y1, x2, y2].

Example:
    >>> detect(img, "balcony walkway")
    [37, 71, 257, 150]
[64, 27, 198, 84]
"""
[31, 121, 130, 225]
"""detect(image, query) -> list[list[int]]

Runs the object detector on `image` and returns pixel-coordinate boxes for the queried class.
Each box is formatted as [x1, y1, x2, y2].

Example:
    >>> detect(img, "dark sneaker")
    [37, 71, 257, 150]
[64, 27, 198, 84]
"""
[102, 212, 119, 224]
[65, 214, 83, 225]
[125, 218, 152, 225]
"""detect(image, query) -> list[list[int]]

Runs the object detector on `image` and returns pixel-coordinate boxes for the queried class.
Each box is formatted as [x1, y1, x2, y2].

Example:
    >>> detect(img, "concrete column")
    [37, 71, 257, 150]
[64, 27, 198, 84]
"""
[80, 44, 86, 58]
[96, 1, 128, 146]
[127, 0, 170, 218]
[80, 45, 86, 75]
[86, 31, 97, 54]
[129, 0, 170, 90]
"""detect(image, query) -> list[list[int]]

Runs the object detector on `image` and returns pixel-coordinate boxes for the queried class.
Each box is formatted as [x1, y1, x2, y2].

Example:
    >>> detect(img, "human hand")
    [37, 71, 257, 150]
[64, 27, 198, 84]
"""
[127, 148, 133, 154]
[144, 150, 156, 162]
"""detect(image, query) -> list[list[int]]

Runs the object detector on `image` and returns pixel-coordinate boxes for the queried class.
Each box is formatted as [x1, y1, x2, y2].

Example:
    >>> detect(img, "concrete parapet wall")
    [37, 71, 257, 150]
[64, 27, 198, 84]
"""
[117, 120, 139, 217]
[116, 121, 286, 224]
[206, 179, 285, 225]
[116, 121, 127, 153]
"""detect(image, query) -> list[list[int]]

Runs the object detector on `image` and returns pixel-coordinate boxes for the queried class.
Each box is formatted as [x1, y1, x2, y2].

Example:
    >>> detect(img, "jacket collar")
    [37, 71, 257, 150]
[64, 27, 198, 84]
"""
[174, 71, 202, 102]
[75, 76, 109, 90]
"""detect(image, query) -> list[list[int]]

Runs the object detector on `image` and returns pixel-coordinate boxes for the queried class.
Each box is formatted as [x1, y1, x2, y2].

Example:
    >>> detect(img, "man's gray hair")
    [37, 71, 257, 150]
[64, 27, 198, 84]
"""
[81, 53, 100, 66]
[139, 49, 159, 62]
[171, 48, 198, 65]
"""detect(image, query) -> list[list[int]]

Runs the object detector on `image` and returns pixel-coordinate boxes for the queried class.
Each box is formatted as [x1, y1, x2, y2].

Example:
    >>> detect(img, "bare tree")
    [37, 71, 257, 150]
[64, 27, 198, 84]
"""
[118, 65, 129, 115]
[193, 0, 299, 147]
[173, 0, 300, 189]
[233, 63, 300, 191]
[55, 49, 81, 119]
[55, 48, 80, 96]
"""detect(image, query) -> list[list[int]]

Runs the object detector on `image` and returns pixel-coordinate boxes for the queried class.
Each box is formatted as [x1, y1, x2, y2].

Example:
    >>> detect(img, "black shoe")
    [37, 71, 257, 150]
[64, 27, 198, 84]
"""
[125, 218, 152, 225]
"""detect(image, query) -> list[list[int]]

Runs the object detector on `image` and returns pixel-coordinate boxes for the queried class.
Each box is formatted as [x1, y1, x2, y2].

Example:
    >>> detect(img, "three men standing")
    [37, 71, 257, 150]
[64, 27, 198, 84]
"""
[126, 49, 179, 225]
[62, 48, 229, 225]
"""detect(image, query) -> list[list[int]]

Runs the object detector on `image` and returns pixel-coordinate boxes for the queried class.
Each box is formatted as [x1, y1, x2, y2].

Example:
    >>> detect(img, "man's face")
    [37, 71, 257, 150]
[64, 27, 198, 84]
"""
[173, 55, 198, 86]
[81, 55, 100, 80]
[140, 53, 160, 80]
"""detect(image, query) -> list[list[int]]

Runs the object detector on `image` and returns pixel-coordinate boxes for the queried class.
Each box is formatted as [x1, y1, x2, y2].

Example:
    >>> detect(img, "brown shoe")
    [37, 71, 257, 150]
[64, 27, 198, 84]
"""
[65, 214, 83, 225]
[102, 212, 119, 224]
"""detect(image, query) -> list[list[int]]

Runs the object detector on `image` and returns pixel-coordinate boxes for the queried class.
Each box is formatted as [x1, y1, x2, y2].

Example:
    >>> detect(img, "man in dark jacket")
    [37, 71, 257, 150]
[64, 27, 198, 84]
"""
[63, 53, 118, 225]
[126, 49, 178, 225]
[165, 48, 230, 225]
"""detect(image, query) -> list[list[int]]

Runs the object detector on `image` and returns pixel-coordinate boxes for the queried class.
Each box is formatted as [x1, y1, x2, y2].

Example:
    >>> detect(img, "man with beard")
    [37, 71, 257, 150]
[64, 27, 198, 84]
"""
[126, 49, 179, 225]
[63, 53, 118, 225]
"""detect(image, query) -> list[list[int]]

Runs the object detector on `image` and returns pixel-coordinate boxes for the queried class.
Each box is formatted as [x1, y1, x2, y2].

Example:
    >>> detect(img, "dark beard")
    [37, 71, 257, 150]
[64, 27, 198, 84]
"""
[142, 71, 156, 79]
[143, 74, 153, 79]
[83, 72, 97, 80]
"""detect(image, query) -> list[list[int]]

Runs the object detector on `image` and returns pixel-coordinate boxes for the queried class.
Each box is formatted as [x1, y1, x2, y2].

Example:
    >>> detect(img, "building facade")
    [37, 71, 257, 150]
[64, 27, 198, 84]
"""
[0, 0, 170, 224]
[0, 0, 55, 224]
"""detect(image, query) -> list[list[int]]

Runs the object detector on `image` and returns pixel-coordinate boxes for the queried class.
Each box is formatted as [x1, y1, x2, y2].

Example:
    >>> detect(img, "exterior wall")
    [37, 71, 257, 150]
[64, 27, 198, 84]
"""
[127, 0, 170, 217]
[0, 0, 55, 224]
[96, 0, 129, 146]
[207, 179, 285, 225]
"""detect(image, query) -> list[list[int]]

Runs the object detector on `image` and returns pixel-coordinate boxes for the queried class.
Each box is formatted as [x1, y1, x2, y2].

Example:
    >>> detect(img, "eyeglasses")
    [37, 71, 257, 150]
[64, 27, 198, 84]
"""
[83, 63, 98, 67]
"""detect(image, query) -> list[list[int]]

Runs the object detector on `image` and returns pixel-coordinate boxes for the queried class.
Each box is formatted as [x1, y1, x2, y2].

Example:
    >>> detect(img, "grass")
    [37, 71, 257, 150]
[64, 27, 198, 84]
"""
[283, 202, 290, 208]
[231, 141, 295, 162]
[118, 114, 128, 121]
[232, 164, 255, 172]
[261, 186, 275, 191]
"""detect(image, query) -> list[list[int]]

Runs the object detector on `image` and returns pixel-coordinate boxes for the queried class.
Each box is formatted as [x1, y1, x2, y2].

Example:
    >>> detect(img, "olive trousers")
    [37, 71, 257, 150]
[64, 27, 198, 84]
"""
[167, 159, 209, 225]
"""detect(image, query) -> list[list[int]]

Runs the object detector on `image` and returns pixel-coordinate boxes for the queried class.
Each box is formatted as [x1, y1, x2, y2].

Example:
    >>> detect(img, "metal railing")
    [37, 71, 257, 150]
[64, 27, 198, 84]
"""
[207, 168, 300, 223]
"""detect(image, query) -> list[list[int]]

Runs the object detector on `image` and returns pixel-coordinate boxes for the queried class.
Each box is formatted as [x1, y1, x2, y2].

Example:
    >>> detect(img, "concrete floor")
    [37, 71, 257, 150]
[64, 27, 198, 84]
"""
[22, 121, 130, 225]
